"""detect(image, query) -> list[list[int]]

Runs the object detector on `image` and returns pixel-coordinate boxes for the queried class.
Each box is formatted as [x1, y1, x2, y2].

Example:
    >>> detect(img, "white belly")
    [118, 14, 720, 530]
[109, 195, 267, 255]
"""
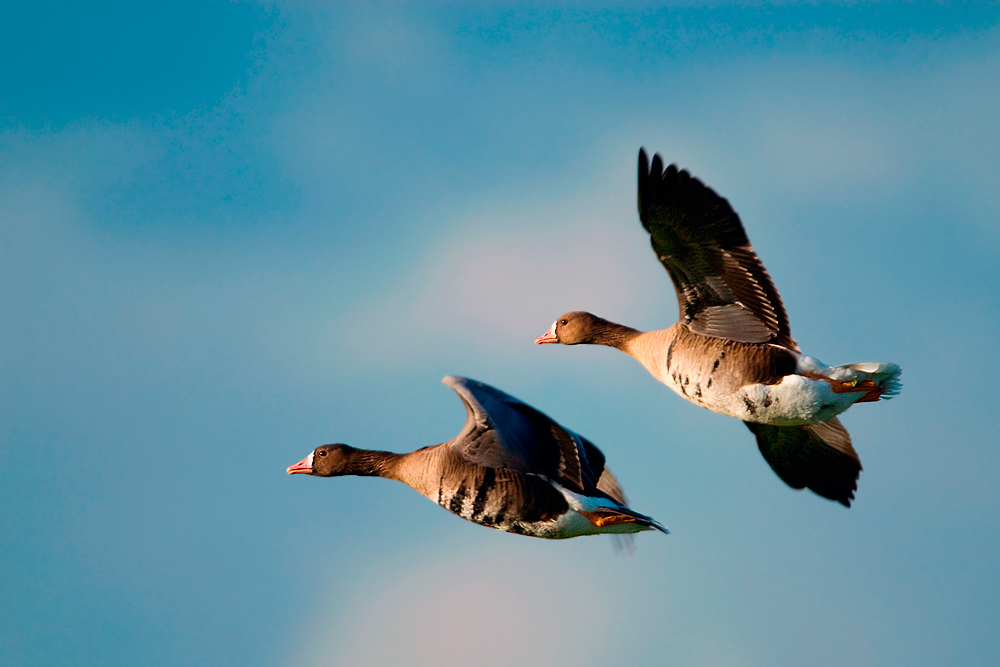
[522, 485, 653, 539]
[661, 370, 859, 425]
[735, 375, 859, 425]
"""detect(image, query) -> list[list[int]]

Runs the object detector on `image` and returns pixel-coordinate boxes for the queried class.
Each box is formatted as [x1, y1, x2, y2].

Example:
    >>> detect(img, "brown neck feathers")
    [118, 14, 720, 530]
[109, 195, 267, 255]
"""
[343, 449, 402, 478]
[587, 317, 641, 349]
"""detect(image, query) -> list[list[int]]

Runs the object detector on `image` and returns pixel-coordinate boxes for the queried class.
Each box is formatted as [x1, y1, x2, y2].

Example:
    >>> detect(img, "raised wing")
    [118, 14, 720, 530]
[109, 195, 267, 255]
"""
[638, 148, 798, 350]
[578, 435, 628, 505]
[443, 375, 612, 497]
[745, 417, 861, 506]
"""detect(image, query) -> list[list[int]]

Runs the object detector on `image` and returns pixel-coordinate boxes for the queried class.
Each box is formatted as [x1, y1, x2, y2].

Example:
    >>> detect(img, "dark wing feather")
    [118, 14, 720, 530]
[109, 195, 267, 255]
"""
[745, 417, 861, 507]
[579, 435, 627, 505]
[443, 376, 611, 497]
[638, 148, 798, 351]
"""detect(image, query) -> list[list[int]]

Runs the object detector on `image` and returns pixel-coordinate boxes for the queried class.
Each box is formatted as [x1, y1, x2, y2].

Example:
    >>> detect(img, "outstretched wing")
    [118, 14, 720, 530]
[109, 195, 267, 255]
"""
[745, 417, 861, 507]
[443, 375, 612, 497]
[638, 148, 798, 351]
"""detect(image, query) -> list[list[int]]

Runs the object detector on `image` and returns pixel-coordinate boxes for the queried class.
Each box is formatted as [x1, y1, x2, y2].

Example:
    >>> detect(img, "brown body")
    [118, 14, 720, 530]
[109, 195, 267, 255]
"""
[393, 444, 572, 533]
[623, 324, 798, 398]
[535, 149, 903, 506]
[287, 376, 668, 539]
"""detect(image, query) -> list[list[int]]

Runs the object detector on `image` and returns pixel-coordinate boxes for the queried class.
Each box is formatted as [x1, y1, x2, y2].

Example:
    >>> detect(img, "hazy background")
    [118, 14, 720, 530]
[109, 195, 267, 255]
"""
[2, 2, 998, 665]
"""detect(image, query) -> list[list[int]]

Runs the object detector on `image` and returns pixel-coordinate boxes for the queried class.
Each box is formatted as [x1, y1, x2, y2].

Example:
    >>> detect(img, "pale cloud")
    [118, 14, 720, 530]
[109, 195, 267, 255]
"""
[290, 538, 625, 667]
[322, 188, 672, 371]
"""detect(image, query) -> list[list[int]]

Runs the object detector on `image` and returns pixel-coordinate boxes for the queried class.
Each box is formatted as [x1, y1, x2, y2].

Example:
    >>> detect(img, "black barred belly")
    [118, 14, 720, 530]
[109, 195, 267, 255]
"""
[435, 465, 569, 534]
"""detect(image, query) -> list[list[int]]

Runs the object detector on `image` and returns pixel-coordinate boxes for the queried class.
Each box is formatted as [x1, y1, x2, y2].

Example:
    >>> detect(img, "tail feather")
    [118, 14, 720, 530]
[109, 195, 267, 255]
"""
[835, 362, 902, 399]
[602, 508, 668, 553]
[799, 356, 902, 400]
[614, 504, 669, 534]
[580, 506, 669, 535]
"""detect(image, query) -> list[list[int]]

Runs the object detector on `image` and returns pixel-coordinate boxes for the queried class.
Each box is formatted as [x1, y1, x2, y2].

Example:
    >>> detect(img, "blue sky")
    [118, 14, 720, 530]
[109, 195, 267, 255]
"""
[2, 2, 999, 665]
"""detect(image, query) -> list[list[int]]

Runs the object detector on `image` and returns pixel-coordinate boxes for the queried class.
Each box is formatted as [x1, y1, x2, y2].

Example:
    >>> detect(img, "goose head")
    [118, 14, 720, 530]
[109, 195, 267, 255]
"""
[535, 311, 607, 345]
[286, 444, 357, 476]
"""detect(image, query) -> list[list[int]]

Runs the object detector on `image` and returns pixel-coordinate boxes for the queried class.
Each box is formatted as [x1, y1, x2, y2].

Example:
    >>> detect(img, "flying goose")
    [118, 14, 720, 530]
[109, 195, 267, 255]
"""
[287, 376, 667, 539]
[536, 148, 901, 506]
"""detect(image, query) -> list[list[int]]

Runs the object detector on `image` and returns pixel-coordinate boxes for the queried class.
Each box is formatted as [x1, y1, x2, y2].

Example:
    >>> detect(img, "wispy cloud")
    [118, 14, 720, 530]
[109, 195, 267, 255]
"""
[291, 538, 626, 667]
[322, 187, 668, 372]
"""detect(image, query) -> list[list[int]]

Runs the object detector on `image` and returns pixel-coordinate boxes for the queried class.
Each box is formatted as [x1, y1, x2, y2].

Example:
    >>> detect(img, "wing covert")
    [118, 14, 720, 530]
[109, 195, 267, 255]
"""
[638, 148, 797, 350]
[442, 376, 612, 497]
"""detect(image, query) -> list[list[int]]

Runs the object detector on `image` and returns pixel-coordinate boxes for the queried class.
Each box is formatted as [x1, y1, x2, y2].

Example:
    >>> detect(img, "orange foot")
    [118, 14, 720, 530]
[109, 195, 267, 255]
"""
[801, 372, 884, 402]
[578, 510, 641, 528]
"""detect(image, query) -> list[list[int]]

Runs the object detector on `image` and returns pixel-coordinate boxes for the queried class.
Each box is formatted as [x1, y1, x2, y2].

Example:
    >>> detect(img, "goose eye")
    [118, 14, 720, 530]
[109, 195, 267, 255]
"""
[318, 450, 327, 456]
[560, 319, 568, 326]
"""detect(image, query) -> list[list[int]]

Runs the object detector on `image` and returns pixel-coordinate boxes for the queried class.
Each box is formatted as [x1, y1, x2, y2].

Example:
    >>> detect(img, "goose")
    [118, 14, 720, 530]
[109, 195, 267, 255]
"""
[287, 375, 667, 540]
[536, 148, 901, 506]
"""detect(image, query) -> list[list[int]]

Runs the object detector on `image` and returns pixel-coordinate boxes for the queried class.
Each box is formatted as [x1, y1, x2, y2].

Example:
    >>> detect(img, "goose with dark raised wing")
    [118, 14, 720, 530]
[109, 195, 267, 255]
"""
[536, 148, 901, 507]
[287, 375, 667, 540]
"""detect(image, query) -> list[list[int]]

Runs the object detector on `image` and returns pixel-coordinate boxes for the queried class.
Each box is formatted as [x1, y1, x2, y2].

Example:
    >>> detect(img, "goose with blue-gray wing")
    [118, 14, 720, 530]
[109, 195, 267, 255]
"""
[287, 375, 667, 540]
